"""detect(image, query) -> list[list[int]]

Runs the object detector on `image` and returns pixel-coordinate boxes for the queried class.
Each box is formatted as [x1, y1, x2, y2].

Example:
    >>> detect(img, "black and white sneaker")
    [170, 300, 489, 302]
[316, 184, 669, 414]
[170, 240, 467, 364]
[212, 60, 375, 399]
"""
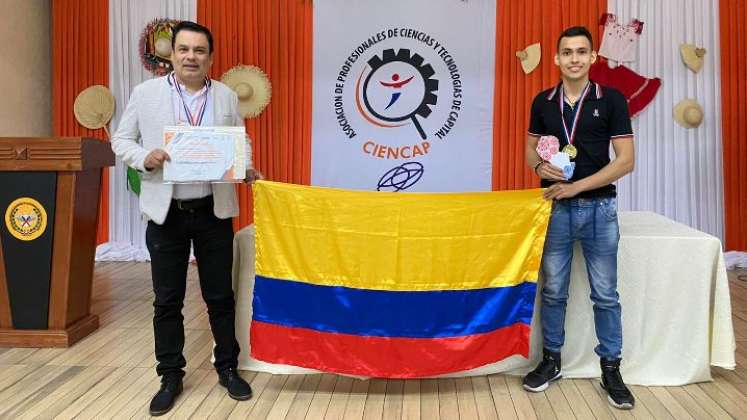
[600, 358, 635, 410]
[523, 349, 562, 392]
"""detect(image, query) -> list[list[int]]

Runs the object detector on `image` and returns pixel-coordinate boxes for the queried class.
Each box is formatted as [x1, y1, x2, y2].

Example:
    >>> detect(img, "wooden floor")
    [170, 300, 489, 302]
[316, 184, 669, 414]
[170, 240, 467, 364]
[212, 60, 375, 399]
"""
[1, 263, 746, 419]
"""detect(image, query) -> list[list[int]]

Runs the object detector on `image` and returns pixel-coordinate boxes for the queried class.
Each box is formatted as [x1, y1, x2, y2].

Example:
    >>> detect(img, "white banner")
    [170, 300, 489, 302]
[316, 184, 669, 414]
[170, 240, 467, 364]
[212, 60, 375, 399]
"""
[311, 0, 496, 192]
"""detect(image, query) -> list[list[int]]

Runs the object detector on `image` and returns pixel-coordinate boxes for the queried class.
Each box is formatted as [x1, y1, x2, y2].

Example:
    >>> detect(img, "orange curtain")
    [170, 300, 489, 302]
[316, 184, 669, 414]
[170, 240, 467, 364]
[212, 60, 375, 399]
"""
[198, 0, 313, 230]
[492, 0, 607, 191]
[720, 0, 747, 251]
[52, 0, 109, 245]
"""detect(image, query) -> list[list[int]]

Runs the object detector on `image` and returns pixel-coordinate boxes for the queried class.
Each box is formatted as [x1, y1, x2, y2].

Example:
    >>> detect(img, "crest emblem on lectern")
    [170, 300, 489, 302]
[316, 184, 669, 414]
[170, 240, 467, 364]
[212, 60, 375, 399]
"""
[5, 197, 47, 241]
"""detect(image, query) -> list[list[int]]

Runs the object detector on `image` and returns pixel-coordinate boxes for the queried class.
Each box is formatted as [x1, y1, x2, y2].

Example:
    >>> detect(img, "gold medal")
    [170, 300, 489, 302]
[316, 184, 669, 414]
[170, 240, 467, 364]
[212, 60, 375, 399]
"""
[559, 83, 590, 161]
[562, 144, 577, 159]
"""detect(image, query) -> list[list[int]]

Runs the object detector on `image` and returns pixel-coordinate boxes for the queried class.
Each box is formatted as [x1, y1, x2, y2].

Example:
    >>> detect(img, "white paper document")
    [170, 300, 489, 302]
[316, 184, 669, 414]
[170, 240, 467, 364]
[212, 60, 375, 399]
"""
[162, 126, 247, 183]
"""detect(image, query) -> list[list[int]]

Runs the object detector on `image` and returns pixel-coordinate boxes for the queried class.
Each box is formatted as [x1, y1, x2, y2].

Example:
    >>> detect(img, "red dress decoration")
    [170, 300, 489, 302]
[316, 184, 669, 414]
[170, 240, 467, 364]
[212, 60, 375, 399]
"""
[590, 60, 662, 118]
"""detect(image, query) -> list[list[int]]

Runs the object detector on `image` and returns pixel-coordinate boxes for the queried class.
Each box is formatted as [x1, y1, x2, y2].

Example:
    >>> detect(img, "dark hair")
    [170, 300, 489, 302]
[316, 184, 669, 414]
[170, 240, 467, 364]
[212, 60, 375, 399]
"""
[171, 21, 214, 53]
[556, 26, 594, 51]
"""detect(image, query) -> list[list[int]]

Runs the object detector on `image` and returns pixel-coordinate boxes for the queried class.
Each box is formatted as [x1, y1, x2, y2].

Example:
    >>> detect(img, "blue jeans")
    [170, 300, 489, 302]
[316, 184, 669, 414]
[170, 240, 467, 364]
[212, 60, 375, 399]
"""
[540, 197, 622, 359]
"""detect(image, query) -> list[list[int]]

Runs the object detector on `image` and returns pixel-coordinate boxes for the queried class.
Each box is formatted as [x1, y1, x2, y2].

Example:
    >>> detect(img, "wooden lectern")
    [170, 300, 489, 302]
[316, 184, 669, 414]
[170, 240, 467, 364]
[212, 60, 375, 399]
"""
[0, 137, 114, 347]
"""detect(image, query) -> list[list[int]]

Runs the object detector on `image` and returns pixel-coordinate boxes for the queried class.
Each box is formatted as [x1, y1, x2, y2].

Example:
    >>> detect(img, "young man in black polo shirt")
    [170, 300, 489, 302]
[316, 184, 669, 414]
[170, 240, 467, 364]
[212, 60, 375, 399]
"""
[522, 26, 636, 410]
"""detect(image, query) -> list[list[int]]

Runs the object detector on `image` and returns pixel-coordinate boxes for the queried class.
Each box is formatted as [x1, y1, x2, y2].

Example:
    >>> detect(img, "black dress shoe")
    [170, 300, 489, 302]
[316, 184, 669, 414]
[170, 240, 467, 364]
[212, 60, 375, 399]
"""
[218, 368, 253, 400]
[149, 377, 183, 416]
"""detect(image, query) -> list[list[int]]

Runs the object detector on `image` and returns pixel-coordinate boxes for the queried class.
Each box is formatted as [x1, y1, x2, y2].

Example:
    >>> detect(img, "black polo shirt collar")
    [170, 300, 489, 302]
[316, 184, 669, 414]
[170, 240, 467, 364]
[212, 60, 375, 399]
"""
[545, 80, 604, 102]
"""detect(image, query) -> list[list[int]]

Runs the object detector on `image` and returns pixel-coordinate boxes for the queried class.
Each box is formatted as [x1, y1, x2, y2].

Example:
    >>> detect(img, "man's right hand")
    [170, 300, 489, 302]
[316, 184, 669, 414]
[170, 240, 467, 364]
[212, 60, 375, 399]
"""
[536, 162, 567, 181]
[144, 149, 170, 170]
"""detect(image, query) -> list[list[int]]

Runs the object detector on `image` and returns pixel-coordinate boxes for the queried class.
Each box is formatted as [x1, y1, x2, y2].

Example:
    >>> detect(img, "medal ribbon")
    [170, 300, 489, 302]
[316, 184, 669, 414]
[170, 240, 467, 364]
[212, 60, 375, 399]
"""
[170, 72, 210, 126]
[559, 82, 590, 146]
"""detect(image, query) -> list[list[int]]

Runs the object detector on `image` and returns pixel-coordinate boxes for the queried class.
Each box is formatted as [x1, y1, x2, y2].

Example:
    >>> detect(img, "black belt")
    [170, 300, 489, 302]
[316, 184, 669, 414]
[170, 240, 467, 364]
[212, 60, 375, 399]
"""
[171, 195, 213, 211]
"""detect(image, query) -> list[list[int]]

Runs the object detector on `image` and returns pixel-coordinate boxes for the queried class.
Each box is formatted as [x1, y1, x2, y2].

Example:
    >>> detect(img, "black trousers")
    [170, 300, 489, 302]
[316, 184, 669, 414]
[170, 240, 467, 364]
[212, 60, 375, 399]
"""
[146, 196, 239, 379]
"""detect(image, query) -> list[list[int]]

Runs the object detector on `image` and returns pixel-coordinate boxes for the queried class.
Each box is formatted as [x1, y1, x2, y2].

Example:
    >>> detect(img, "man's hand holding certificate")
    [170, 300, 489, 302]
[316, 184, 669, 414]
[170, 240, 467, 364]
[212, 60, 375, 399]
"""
[162, 126, 247, 183]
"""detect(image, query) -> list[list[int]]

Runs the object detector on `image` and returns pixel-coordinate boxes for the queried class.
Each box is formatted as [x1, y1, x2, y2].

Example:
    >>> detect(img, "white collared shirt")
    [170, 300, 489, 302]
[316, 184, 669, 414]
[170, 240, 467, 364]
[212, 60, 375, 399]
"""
[170, 77, 214, 200]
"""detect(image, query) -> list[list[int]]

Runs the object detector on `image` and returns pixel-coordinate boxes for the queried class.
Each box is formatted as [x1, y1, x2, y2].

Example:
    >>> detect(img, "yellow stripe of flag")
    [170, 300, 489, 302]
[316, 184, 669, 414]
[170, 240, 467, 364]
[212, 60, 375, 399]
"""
[253, 181, 551, 291]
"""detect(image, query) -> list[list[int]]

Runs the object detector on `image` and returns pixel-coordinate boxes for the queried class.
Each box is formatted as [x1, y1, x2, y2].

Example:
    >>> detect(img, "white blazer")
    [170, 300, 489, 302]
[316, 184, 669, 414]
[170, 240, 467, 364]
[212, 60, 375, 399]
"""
[111, 76, 250, 225]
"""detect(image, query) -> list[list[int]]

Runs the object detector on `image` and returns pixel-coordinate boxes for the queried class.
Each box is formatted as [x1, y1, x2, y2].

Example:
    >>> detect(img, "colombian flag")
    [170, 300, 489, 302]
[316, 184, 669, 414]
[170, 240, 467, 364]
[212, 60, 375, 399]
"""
[250, 181, 551, 378]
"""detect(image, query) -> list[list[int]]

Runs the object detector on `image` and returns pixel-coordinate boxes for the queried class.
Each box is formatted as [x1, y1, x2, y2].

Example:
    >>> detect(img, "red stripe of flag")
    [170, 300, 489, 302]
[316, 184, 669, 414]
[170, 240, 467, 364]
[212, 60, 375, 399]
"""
[250, 320, 530, 378]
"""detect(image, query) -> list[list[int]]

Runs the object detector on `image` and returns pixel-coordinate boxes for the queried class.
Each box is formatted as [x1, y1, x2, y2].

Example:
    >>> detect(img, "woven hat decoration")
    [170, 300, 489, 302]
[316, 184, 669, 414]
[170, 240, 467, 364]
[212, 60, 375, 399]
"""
[516, 43, 541, 74]
[680, 44, 706, 73]
[221, 65, 272, 118]
[139, 18, 179, 76]
[673, 99, 704, 129]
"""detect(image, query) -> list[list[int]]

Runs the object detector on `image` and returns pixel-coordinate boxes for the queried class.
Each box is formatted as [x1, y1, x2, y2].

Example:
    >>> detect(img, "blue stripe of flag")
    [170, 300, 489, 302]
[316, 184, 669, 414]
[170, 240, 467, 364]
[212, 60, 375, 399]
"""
[252, 275, 536, 338]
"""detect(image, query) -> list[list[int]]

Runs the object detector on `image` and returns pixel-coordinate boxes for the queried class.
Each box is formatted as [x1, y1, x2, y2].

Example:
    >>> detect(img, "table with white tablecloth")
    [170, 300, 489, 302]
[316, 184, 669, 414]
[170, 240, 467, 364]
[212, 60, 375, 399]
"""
[231, 211, 735, 385]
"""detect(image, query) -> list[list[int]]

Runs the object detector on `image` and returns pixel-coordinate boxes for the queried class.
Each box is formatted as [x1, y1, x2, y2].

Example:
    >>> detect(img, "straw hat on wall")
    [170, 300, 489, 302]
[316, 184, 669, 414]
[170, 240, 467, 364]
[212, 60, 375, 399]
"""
[680, 44, 706, 73]
[516, 43, 541, 75]
[673, 99, 704, 129]
[221, 65, 272, 118]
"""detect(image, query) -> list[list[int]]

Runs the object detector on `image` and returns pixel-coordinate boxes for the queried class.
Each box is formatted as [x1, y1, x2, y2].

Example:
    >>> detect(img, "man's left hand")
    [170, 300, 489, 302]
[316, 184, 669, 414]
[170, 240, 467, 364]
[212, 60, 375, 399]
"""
[543, 182, 582, 200]
[244, 168, 264, 184]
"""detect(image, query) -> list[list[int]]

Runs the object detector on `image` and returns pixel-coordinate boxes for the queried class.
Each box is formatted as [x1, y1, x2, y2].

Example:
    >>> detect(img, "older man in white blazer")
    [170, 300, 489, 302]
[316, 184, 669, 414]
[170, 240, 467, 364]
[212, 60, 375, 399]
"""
[111, 21, 258, 416]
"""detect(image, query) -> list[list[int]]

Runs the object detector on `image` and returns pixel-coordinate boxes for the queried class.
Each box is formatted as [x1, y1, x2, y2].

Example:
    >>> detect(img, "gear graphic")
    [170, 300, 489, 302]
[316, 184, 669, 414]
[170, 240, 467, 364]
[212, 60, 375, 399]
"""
[362, 48, 439, 139]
